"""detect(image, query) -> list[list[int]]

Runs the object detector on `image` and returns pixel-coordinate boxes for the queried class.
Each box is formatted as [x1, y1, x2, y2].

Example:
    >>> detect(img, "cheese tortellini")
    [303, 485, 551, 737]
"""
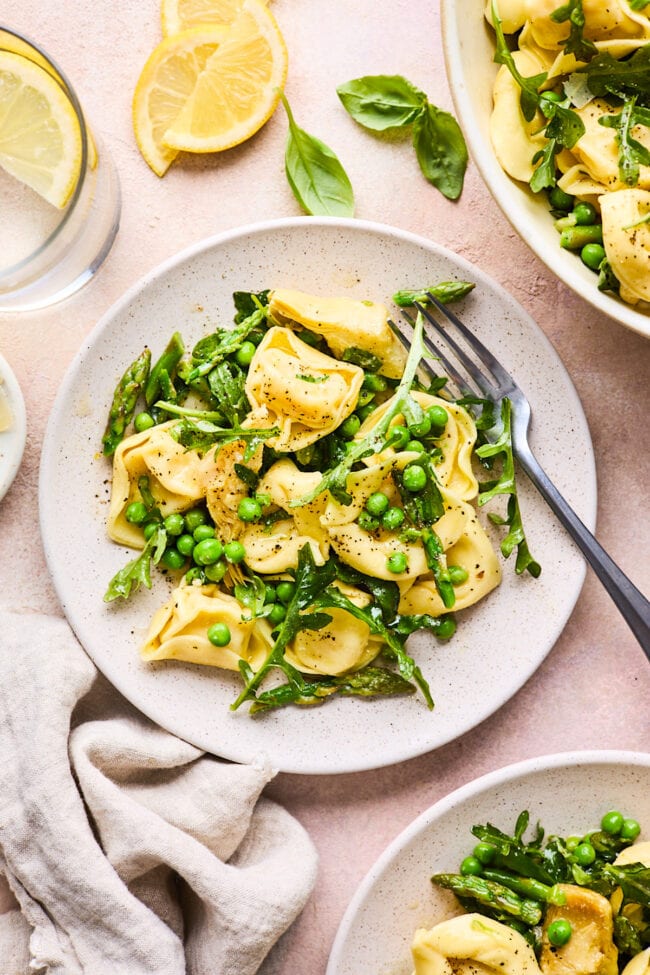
[412, 914, 540, 975]
[107, 286, 503, 696]
[486, 0, 650, 307]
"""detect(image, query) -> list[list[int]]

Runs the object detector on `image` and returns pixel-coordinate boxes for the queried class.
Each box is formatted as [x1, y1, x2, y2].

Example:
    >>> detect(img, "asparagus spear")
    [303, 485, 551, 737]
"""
[102, 348, 151, 456]
[431, 873, 543, 926]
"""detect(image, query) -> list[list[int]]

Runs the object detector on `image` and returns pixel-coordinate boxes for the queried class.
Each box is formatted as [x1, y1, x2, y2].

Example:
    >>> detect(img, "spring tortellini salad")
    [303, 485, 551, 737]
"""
[101, 284, 535, 714]
[413, 807, 650, 975]
[486, 0, 650, 307]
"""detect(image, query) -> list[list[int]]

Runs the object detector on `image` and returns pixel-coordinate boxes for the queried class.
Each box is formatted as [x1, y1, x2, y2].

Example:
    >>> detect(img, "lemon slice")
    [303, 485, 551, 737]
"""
[161, 0, 267, 34]
[132, 26, 228, 176]
[0, 50, 82, 208]
[162, 0, 287, 153]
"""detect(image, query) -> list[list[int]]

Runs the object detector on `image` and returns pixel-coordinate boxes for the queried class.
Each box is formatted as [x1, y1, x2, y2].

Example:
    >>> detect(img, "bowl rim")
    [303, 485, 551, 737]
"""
[440, 0, 650, 341]
[326, 748, 650, 972]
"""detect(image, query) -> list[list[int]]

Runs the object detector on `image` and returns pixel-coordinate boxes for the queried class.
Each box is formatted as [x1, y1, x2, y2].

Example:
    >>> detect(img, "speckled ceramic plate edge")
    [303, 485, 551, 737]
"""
[326, 750, 650, 975]
[39, 216, 596, 774]
[0, 353, 26, 503]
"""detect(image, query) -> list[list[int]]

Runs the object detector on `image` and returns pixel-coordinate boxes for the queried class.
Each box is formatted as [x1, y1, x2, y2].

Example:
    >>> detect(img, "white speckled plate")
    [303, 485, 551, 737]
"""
[326, 751, 650, 975]
[0, 353, 26, 502]
[39, 218, 595, 774]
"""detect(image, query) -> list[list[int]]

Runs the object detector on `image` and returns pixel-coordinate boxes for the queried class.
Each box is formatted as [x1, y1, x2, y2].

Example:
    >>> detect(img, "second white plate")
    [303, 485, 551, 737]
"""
[39, 217, 595, 774]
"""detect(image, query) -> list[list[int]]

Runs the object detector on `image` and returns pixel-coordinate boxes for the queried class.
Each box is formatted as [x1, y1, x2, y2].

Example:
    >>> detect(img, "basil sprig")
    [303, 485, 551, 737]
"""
[281, 94, 354, 217]
[336, 74, 468, 200]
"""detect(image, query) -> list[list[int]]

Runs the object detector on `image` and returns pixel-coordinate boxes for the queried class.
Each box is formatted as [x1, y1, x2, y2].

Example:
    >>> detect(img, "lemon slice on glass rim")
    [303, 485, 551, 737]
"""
[161, 0, 268, 34]
[0, 50, 83, 209]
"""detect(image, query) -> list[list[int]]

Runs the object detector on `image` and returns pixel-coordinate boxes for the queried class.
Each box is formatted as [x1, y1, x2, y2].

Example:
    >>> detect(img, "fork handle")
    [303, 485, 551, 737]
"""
[516, 448, 650, 657]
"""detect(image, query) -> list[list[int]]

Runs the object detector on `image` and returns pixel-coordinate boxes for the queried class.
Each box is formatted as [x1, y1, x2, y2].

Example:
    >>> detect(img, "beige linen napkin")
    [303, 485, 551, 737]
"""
[0, 610, 318, 975]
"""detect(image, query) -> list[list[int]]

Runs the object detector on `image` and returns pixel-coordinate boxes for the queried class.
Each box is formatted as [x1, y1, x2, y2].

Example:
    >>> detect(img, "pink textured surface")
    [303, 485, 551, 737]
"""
[0, 0, 649, 971]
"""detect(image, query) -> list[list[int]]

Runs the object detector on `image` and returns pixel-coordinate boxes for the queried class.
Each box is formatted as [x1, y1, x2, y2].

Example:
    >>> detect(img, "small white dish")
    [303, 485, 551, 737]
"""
[326, 750, 650, 975]
[39, 217, 595, 774]
[0, 353, 26, 502]
[441, 0, 650, 340]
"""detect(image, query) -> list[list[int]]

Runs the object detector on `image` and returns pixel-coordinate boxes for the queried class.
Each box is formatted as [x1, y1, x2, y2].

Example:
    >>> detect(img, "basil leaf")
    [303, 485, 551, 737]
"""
[282, 95, 354, 217]
[412, 101, 468, 200]
[336, 74, 427, 131]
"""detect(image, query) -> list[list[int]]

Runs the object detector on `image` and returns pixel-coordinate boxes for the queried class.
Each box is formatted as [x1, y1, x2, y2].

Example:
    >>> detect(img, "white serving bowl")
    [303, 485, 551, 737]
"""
[441, 0, 650, 340]
[327, 750, 650, 975]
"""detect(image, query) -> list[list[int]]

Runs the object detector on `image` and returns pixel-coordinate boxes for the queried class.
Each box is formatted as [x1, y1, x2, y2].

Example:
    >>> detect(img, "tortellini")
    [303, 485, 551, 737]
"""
[600, 189, 650, 305]
[622, 949, 650, 975]
[107, 420, 218, 548]
[268, 287, 408, 379]
[411, 914, 540, 975]
[244, 326, 363, 451]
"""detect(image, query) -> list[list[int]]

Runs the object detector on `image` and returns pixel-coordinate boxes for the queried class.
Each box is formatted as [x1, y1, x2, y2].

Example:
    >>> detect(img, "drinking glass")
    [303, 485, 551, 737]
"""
[0, 27, 121, 311]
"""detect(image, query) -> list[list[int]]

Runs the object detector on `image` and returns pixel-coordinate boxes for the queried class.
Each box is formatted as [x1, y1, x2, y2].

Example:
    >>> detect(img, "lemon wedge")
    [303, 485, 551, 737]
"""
[161, 0, 267, 34]
[132, 26, 228, 176]
[161, 0, 287, 153]
[0, 50, 82, 208]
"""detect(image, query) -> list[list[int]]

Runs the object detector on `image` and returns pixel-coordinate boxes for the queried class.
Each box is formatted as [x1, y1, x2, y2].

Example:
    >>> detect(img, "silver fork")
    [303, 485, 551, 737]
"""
[396, 292, 650, 657]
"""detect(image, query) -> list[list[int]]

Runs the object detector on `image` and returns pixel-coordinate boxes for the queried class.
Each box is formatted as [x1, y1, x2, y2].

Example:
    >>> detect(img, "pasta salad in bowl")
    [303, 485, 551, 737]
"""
[441, 0, 650, 338]
[39, 217, 594, 773]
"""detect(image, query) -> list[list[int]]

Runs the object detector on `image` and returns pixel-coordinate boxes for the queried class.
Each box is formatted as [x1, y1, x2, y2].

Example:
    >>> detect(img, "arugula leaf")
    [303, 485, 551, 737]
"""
[207, 360, 250, 425]
[162, 408, 278, 457]
[549, 0, 597, 63]
[530, 99, 585, 193]
[476, 398, 541, 577]
[577, 45, 650, 101]
[232, 290, 269, 324]
[412, 102, 468, 200]
[282, 94, 355, 217]
[336, 74, 427, 130]
[392, 281, 475, 307]
[189, 307, 267, 380]
[392, 455, 445, 529]
[530, 139, 559, 193]
[599, 97, 650, 185]
[491, 0, 546, 122]
[630, 0, 650, 9]
[104, 527, 167, 602]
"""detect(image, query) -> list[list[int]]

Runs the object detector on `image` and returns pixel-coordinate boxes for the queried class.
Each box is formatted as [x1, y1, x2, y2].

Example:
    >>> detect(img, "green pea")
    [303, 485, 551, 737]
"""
[357, 389, 376, 408]
[362, 373, 387, 392]
[204, 560, 227, 582]
[448, 564, 469, 585]
[340, 414, 361, 439]
[540, 89, 563, 104]
[267, 602, 286, 626]
[193, 524, 215, 542]
[134, 411, 155, 432]
[356, 403, 376, 423]
[405, 439, 425, 454]
[177, 534, 196, 557]
[601, 810, 624, 835]
[473, 842, 496, 865]
[224, 540, 246, 564]
[547, 919, 572, 947]
[184, 566, 205, 584]
[388, 424, 410, 449]
[207, 622, 231, 647]
[426, 405, 449, 430]
[264, 585, 277, 604]
[276, 581, 296, 605]
[621, 818, 641, 841]
[358, 511, 381, 532]
[565, 836, 581, 851]
[161, 547, 186, 570]
[581, 242, 605, 270]
[163, 513, 185, 536]
[125, 501, 149, 525]
[436, 615, 457, 640]
[235, 341, 256, 367]
[549, 185, 575, 212]
[386, 551, 408, 574]
[381, 506, 405, 531]
[573, 842, 596, 866]
[366, 492, 389, 517]
[408, 415, 432, 438]
[402, 464, 427, 492]
[143, 522, 159, 540]
[460, 856, 483, 876]
[573, 201, 598, 225]
[237, 497, 262, 522]
[193, 538, 223, 566]
[185, 509, 208, 533]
